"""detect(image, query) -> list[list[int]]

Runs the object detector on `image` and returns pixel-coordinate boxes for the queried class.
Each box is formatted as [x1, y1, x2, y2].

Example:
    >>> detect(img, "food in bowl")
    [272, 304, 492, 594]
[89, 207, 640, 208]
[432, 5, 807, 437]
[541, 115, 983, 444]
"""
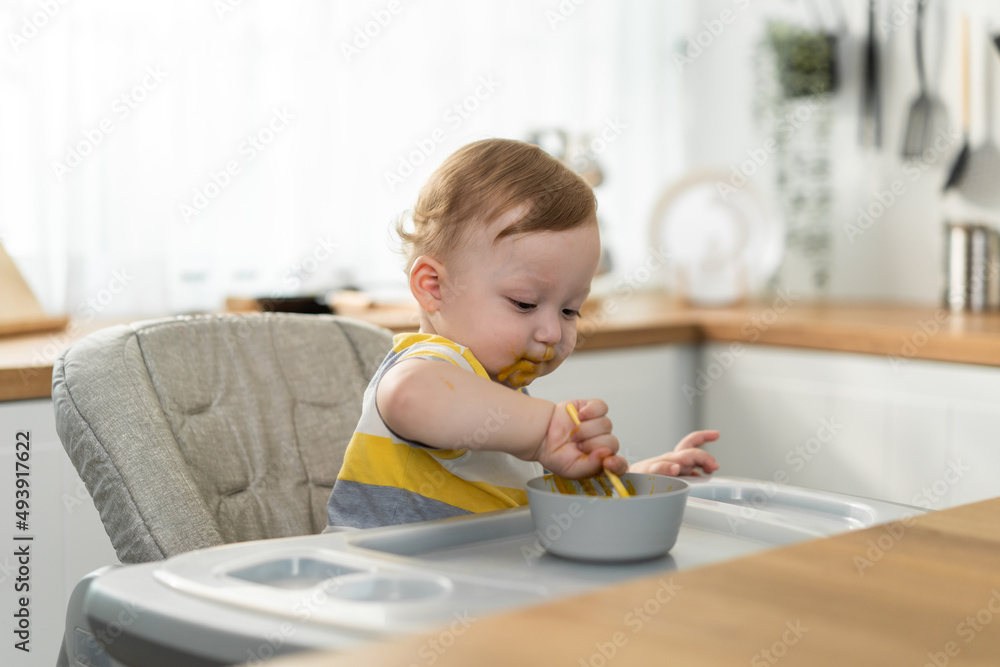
[543, 473, 640, 497]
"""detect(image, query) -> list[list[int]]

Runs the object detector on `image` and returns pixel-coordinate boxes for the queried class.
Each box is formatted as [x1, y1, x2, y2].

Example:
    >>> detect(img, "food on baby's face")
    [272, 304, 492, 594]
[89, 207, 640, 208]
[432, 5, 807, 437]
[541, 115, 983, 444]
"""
[495, 359, 539, 387]
[496, 347, 556, 388]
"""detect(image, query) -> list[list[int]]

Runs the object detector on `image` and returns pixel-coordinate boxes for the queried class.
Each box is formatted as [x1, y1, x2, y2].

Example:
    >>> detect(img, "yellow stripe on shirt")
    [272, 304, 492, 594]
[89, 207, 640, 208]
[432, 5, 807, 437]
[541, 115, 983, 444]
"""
[338, 432, 528, 512]
[391, 333, 490, 379]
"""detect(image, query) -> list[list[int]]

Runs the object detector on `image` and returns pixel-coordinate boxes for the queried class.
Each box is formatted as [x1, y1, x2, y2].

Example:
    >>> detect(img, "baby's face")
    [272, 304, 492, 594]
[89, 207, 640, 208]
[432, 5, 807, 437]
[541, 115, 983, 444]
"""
[434, 212, 601, 387]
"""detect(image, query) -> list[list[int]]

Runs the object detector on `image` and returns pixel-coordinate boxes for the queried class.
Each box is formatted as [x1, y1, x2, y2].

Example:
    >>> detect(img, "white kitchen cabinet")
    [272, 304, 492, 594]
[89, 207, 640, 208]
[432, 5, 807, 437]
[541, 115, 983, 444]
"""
[0, 400, 118, 667]
[698, 343, 1000, 509]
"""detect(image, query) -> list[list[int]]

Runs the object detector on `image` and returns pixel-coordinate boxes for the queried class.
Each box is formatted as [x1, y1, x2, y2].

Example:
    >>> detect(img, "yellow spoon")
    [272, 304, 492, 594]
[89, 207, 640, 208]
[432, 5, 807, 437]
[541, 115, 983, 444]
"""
[565, 403, 630, 497]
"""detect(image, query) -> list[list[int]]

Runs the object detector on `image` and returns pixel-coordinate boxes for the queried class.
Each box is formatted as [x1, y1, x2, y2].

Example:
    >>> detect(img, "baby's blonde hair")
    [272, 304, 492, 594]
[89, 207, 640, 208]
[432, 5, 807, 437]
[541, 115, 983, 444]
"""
[397, 138, 596, 272]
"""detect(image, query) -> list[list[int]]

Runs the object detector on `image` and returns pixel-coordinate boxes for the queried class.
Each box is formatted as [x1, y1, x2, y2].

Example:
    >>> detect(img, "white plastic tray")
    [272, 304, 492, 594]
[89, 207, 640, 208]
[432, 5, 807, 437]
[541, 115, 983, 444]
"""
[150, 477, 919, 637]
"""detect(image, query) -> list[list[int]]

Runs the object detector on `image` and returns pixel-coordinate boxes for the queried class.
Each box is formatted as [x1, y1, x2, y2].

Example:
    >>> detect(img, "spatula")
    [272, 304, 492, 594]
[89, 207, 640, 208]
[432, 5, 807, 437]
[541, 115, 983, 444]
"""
[902, 0, 948, 158]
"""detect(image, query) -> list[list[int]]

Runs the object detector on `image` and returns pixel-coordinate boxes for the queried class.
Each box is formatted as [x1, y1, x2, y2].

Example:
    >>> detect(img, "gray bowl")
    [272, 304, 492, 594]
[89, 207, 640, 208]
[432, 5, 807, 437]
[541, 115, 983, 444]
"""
[526, 473, 690, 562]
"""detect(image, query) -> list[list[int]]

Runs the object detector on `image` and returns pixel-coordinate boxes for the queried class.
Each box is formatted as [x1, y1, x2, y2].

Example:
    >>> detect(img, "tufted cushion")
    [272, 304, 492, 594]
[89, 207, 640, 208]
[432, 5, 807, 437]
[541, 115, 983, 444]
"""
[52, 313, 392, 563]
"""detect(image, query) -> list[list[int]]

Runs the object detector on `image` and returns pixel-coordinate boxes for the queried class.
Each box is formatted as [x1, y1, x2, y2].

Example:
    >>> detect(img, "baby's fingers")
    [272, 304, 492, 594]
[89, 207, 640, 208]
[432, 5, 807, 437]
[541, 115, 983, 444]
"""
[554, 447, 611, 479]
[573, 399, 609, 422]
[601, 454, 628, 476]
[628, 449, 720, 477]
[560, 450, 627, 479]
[675, 430, 720, 451]
[569, 415, 615, 447]
[672, 448, 720, 474]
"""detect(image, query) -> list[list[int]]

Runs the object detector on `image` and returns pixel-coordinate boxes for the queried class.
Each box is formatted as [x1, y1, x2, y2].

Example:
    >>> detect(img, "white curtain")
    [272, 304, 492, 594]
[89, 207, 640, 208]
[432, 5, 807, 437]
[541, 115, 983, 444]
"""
[1, 0, 687, 318]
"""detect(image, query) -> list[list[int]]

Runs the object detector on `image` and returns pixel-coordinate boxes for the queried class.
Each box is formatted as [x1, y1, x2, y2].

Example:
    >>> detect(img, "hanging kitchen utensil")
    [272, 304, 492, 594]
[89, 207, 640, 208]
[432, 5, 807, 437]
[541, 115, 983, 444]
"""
[958, 26, 1000, 207]
[943, 15, 971, 192]
[859, 0, 881, 147]
[902, 0, 948, 158]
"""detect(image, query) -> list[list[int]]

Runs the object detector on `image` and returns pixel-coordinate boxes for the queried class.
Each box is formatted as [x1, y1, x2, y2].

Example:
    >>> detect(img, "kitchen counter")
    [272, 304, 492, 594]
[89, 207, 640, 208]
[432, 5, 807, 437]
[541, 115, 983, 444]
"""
[269, 494, 1000, 666]
[0, 317, 136, 402]
[3, 292, 1000, 401]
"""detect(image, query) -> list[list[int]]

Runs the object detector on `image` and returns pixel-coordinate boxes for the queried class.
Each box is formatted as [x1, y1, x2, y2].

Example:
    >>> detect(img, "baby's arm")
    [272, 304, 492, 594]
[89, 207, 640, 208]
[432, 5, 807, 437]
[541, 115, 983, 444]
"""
[629, 430, 720, 477]
[377, 359, 625, 478]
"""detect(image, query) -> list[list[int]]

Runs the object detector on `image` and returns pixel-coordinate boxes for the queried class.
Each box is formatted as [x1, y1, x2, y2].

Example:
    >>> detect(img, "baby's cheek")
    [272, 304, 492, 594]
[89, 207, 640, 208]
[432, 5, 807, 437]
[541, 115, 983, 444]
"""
[557, 333, 576, 360]
[546, 347, 572, 374]
[565, 322, 580, 348]
[542, 360, 565, 379]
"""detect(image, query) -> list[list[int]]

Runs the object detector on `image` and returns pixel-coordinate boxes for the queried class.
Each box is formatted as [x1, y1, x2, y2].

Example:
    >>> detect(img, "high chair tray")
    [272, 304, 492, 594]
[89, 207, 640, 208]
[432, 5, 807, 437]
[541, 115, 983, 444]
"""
[79, 477, 919, 666]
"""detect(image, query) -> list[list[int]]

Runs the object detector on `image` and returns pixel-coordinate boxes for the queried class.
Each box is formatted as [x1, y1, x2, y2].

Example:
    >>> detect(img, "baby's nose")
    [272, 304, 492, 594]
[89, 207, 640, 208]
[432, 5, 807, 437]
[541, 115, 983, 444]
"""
[534, 311, 562, 346]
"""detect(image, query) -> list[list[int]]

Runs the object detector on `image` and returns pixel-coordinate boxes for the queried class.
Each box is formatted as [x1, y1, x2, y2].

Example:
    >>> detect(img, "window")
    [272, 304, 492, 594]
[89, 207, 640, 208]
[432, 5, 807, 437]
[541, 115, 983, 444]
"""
[2, 0, 686, 317]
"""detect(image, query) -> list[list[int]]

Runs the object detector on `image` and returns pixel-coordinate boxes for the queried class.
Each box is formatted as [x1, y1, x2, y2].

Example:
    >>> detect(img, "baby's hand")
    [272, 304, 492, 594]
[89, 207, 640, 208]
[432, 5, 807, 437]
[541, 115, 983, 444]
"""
[629, 430, 720, 477]
[537, 400, 627, 478]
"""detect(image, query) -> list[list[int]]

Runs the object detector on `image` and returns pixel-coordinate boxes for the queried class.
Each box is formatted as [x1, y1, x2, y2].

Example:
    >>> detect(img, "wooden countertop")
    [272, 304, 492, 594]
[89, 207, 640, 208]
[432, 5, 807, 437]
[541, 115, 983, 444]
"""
[0, 318, 137, 402]
[3, 292, 1000, 402]
[271, 495, 1000, 666]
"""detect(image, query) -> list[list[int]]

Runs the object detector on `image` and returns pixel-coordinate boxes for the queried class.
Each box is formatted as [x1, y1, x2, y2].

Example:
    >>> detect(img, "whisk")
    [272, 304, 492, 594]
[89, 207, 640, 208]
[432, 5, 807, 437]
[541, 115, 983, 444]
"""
[550, 404, 631, 498]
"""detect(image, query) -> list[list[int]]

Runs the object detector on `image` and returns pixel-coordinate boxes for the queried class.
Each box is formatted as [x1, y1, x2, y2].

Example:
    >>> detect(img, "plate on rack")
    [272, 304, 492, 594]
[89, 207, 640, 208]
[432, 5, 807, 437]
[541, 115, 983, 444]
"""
[649, 171, 784, 305]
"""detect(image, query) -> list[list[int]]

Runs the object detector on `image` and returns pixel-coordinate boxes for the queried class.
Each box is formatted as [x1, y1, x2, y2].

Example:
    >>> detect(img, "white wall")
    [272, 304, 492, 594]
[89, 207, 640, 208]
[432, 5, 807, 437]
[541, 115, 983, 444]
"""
[682, 0, 1000, 305]
[4, 0, 691, 320]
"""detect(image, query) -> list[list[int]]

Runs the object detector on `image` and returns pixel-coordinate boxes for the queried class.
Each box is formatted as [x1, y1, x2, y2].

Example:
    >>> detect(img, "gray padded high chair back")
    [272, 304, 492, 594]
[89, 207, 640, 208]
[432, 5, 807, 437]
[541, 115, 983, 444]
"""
[52, 313, 392, 564]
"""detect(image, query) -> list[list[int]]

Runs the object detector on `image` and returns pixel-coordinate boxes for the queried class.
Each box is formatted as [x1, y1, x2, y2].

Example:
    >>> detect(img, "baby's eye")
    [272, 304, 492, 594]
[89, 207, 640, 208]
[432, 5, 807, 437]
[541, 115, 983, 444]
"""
[562, 308, 581, 319]
[510, 300, 536, 312]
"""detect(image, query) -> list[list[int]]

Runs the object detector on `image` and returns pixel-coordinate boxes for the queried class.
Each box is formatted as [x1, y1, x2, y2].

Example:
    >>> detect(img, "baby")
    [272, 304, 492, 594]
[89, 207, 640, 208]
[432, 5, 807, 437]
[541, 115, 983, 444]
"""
[327, 138, 718, 529]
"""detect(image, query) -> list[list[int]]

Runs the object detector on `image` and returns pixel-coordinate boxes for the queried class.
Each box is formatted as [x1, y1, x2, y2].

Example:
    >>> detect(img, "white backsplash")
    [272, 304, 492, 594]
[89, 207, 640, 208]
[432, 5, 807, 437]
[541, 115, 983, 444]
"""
[682, 0, 1000, 305]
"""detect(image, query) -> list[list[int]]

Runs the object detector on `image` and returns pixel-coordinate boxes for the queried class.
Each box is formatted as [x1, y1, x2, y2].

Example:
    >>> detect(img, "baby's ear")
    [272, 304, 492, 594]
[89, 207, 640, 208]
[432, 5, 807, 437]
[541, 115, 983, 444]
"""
[409, 255, 444, 312]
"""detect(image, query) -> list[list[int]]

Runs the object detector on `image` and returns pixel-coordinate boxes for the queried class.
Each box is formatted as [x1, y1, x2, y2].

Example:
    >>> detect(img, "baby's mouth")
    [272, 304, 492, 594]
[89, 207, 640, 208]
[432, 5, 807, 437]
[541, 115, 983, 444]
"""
[496, 347, 556, 388]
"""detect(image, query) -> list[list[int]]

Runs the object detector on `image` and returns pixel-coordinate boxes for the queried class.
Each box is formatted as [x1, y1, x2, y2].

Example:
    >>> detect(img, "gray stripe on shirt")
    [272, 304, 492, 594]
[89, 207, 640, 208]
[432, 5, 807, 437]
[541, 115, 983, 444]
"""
[327, 479, 472, 529]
